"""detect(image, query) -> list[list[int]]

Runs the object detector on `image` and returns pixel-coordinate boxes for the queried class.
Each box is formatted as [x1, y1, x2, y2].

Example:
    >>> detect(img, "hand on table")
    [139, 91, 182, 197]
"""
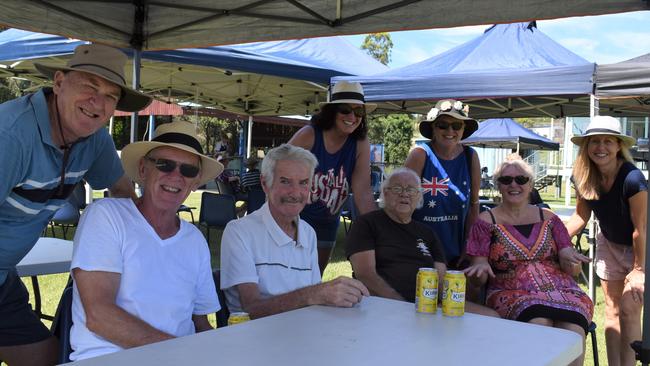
[316, 277, 369, 308]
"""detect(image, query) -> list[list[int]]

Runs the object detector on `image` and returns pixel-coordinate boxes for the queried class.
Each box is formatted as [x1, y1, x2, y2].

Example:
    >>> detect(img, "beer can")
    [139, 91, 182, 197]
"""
[442, 270, 466, 317]
[415, 268, 438, 313]
[227, 312, 251, 326]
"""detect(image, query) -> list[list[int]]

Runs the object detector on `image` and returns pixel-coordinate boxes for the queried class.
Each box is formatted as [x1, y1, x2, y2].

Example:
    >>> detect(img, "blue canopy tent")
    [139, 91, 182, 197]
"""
[0, 28, 388, 116]
[462, 118, 560, 152]
[335, 22, 647, 118]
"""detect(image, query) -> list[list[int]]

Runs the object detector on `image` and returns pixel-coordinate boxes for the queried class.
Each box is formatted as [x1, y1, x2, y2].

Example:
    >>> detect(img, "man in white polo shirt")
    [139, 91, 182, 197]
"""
[220, 144, 369, 319]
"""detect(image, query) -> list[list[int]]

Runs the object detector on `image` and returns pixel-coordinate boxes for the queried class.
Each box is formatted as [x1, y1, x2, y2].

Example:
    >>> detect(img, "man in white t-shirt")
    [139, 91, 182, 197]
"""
[70, 121, 224, 361]
[221, 144, 369, 319]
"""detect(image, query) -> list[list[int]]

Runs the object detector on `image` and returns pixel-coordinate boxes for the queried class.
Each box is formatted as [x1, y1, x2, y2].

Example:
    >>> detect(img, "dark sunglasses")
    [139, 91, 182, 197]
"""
[497, 175, 530, 185]
[337, 105, 365, 118]
[435, 121, 464, 131]
[145, 157, 200, 178]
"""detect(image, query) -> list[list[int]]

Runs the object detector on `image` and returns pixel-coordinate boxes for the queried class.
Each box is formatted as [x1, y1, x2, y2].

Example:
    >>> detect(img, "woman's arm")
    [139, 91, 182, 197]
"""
[565, 196, 592, 237]
[626, 190, 647, 303]
[404, 147, 426, 177]
[465, 150, 481, 242]
[287, 125, 315, 150]
[351, 138, 377, 215]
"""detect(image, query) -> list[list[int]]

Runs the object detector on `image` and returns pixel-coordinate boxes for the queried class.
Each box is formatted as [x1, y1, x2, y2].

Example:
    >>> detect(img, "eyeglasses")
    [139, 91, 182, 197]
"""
[386, 186, 421, 196]
[435, 121, 464, 131]
[337, 105, 365, 118]
[496, 175, 530, 185]
[145, 157, 200, 178]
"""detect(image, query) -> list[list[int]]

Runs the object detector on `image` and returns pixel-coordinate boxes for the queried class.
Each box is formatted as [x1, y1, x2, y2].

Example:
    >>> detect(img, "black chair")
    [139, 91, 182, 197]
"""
[212, 269, 230, 328]
[340, 193, 357, 233]
[198, 192, 237, 245]
[246, 189, 266, 215]
[177, 204, 196, 224]
[49, 201, 80, 238]
[51, 284, 74, 364]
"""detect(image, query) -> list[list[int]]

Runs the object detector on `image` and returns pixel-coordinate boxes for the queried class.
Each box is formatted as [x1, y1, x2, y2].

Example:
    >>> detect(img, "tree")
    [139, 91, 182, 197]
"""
[177, 115, 239, 156]
[361, 33, 393, 66]
[373, 114, 414, 164]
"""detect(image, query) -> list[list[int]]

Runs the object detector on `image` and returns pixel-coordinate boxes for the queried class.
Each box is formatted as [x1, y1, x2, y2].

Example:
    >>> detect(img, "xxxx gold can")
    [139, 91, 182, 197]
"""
[227, 312, 251, 326]
[442, 271, 466, 317]
[415, 268, 438, 313]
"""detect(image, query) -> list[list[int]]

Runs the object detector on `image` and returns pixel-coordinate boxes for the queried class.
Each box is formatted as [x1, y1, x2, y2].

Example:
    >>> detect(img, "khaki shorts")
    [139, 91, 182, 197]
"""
[595, 232, 634, 281]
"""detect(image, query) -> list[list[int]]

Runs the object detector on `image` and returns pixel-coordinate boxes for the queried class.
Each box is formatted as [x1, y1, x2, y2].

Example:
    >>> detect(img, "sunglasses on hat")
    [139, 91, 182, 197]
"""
[497, 175, 530, 185]
[337, 105, 365, 118]
[435, 121, 464, 131]
[146, 157, 200, 178]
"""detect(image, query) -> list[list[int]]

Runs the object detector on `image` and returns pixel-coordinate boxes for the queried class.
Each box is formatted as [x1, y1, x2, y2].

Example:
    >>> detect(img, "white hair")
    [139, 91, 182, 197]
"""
[378, 167, 424, 209]
[261, 144, 318, 187]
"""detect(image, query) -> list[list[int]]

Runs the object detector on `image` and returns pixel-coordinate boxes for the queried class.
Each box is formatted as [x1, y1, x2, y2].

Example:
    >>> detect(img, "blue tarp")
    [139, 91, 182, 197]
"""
[334, 22, 596, 102]
[0, 28, 387, 84]
[462, 118, 559, 151]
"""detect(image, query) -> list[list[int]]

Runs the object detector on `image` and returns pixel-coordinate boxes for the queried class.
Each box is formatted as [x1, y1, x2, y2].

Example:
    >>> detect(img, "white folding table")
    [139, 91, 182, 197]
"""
[64, 296, 581, 366]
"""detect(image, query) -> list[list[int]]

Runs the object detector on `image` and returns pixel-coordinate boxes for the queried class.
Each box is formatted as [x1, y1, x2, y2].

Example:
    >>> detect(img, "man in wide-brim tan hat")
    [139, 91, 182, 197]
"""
[0, 43, 152, 364]
[70, 121, 223, 361]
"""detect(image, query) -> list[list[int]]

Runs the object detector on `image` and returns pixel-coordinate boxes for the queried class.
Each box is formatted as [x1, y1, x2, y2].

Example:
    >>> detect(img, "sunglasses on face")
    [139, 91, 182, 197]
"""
[435, 121, 464, 131]
[497, 175, 530, 185]
[386, 186, 421, 196]
[145, 157, 200, 178]
[337, 105, 365, 118]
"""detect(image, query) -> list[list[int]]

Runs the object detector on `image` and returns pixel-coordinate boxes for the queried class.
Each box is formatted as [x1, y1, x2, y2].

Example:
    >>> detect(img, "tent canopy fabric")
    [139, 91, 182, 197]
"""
[0, 1, 644, 50]
[0, 29, 387, 115]
[596, 53, 650, 98]
[462, 118, 560, 151]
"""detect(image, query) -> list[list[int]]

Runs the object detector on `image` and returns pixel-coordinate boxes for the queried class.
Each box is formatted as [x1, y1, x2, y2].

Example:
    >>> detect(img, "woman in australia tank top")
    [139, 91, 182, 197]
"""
[405, 99, 481, 269]
[289, 81, 378, 274]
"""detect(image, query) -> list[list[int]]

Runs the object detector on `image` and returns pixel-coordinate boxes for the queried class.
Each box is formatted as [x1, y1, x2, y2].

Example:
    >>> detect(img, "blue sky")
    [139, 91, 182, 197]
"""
[343, 11, 650, 68]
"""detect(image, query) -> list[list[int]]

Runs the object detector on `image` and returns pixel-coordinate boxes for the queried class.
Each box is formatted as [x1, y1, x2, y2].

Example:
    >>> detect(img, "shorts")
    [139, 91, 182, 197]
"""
[595, 232, 634, 281]
[317, 240, 336, 249]
[0, 271, 52, 346]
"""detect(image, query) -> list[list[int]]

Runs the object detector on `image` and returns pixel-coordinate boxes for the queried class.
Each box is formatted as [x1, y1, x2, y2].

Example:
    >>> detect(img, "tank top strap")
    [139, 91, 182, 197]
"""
[538, 206, 544, 221]
[488, 209, 497, 224]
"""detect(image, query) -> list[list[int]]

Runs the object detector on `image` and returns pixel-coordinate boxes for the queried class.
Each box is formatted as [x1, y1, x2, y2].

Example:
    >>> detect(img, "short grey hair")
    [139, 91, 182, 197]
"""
[492, 153, 535, 186]
[261, 144, 318, 187]
[378, 167, 424, 209]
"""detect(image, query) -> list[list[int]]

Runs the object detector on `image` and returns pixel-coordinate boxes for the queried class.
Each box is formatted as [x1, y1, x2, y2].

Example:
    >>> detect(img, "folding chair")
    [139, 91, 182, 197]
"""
[340, 193, 357, 233]
[245, 188, 266, 215]
[198, 192, 237, 246]
[51, 281, 74, 364]
[212, 269, 230, 328]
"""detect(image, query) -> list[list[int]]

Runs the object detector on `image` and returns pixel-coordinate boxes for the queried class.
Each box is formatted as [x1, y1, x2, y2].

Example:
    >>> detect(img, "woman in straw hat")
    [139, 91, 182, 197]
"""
[405, 100, 481, 271]
[289, 81, 378, 274]
[70, 121, 223, 361]
[565, 116, 646, 366]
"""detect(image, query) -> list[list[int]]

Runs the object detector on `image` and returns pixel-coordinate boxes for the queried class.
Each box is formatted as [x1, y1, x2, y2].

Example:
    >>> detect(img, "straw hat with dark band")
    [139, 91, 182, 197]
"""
[121, 121, 223, 186]
[319, 81, 377, 113]
[35, 44, 152, 112]
[571, 115, 635, 147]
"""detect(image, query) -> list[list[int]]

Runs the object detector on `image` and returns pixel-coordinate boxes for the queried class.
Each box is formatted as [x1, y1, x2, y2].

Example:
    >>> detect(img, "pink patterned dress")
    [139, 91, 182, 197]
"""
[466, 213, 593, 329]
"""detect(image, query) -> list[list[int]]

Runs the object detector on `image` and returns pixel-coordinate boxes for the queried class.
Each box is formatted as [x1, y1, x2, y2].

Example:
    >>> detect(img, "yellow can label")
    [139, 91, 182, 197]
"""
[442, 271, 466, 317]
[227, 312, 251, 326]
[415, 268, 438, 313]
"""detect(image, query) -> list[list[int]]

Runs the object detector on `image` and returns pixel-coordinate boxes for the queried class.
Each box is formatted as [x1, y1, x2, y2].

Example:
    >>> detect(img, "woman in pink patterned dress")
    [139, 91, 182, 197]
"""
[464, 155, 593, 366]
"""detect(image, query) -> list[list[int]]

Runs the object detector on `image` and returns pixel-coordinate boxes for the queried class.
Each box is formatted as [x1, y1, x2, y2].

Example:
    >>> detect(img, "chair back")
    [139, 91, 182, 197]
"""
[216, 179, 235, 196]
[212, 269, 230, 328]
[52, 201, 81, 225]
[51, 285, 74, 364]
[198, 192, 237, 229]
[246, 189, 266, 214]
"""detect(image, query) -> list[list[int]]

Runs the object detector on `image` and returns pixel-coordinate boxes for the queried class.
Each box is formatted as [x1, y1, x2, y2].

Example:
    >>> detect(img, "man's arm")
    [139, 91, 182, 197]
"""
[107, 174, 136, 200]
[73, 268, 174, 348]
[192, 315, 213, 332]
[349, 251, 404, 301]
[236, 276, 369, 319]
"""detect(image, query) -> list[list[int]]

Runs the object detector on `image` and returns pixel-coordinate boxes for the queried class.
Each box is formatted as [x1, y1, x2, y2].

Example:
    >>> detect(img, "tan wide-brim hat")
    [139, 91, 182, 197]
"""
[571, 115, 635, 147]
[419, 99, 478, 140]
[319, 81, 377, 113]
[35, 44, 152, 112]
[121, 121, 223, 186]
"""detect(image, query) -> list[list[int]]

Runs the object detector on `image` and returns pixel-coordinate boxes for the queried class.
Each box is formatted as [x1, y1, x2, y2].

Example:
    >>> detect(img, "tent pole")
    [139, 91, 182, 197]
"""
[148, 114, 154, 141]
[130, 50, 142, 143]
[109, 116, 114, 136]
[247, 115, 253, 158]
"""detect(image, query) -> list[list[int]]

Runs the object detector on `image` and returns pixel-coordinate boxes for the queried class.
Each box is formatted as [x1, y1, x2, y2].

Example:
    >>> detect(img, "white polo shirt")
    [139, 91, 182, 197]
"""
[220, 202, 320, 312]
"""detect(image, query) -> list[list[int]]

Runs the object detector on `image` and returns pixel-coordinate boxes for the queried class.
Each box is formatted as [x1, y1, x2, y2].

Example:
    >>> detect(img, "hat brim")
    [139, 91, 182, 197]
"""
[121, 141, 224, 186]
[419, 113, 478, 140]
[571, 132, 635, 147]
[318, 100, 377, 113]
[35, 63, 153, 112]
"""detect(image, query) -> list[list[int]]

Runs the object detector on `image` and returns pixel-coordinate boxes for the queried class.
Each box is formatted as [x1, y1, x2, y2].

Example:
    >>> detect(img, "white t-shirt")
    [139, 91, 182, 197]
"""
[69, 198, 219, 361]
[220, 202, 320, 312]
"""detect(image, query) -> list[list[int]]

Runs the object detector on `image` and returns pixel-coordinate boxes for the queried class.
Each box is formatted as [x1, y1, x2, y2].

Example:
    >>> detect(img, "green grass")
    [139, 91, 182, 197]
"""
[20, 191, 610, 365]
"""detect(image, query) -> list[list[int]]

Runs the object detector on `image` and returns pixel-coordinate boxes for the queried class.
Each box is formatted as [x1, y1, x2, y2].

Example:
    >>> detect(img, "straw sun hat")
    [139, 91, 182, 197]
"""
[35, 44, 152, 112]
[319, 81, 377, 113]
[121, 121, 223, 186]
[419, 99, 478, 140]
[570, 115, 635, 147]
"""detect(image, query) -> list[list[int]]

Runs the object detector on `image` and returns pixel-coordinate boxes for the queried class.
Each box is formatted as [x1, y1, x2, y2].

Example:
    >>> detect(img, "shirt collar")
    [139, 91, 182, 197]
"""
[260, 202, 304, 248]
[33, 88, 57, 149]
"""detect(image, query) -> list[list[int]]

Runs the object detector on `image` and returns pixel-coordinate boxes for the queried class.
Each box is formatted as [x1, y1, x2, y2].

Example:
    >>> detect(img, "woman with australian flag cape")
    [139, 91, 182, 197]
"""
[406, 99, 481, 270]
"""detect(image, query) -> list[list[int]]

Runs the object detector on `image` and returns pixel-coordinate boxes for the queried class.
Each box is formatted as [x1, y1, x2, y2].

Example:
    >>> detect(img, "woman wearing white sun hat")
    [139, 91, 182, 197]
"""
[289, 81, 378, 274]
[565, 115, 646, 366]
